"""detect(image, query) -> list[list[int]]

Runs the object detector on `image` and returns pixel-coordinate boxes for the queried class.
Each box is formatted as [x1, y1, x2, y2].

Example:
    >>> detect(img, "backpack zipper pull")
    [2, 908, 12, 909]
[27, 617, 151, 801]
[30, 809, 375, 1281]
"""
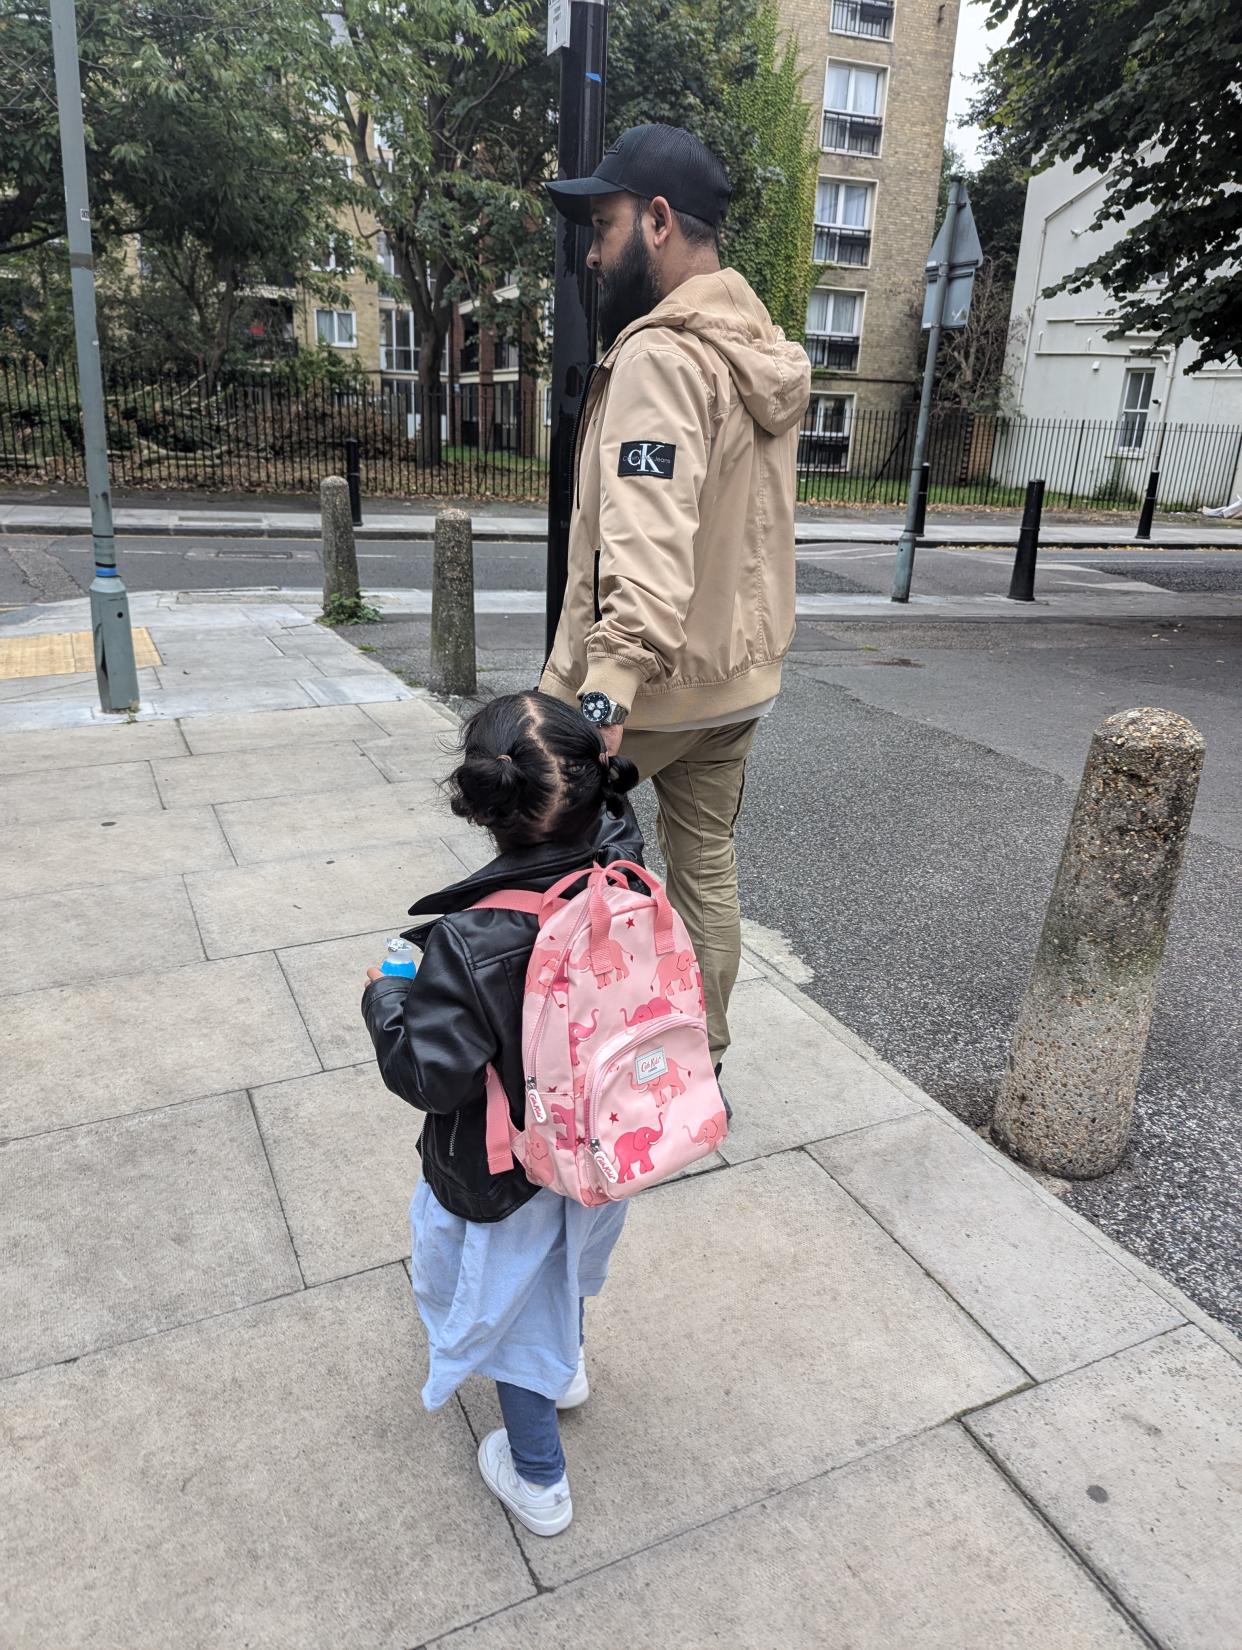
[526, 1077, 547, 1123]
[591, 1138, 618, 1183]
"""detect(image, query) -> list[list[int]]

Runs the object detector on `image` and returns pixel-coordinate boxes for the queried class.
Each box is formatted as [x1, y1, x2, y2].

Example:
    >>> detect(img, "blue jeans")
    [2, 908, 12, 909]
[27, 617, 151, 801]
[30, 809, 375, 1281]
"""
[495, 1298, 584, 1488]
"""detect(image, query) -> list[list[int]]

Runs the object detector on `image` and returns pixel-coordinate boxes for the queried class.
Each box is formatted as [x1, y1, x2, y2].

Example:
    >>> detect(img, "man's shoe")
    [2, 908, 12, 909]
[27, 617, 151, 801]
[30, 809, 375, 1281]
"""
[477, 1429, 573, 1537]
[556, 1348, 589, 1411]
[715, 1062, 734, 1123]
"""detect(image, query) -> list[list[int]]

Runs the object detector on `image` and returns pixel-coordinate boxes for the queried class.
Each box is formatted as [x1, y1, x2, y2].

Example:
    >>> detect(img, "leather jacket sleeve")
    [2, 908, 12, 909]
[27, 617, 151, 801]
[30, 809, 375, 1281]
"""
[361, 920, 496, 1115]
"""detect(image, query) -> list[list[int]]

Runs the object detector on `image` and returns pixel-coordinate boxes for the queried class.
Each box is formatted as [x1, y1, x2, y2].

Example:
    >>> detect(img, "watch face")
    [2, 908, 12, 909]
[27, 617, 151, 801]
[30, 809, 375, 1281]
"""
[581, 693, 608, 724]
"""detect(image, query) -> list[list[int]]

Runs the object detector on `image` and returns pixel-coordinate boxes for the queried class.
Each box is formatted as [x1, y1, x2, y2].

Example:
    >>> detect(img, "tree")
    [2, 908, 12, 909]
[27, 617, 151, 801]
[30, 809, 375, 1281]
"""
[972, 0, 1242, 370]
[309, 2, 552, 459]
[0, 0, 347, 381]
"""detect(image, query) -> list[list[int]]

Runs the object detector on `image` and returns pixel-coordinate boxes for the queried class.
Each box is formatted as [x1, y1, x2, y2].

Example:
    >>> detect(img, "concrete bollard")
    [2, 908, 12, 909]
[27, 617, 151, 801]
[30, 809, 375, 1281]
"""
[320, 475, 360, 606]
[992, 707, 1204, 1178]
[429, 507, 477, 696]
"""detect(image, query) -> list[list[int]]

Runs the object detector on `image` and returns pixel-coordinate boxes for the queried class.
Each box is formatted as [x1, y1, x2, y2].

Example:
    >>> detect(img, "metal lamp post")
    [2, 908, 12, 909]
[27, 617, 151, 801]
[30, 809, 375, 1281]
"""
[50, 0, 140, 712]
[544, 0, 608, 657]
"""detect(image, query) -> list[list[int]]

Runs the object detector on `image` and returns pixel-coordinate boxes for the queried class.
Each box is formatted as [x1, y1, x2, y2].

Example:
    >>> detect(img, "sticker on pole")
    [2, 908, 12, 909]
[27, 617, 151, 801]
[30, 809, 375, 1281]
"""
[548, 0, 571, 53]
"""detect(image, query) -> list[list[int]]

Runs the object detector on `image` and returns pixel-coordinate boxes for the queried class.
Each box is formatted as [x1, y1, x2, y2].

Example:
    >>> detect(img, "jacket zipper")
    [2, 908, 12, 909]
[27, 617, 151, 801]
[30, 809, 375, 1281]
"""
[448, 1112, 460, 1157]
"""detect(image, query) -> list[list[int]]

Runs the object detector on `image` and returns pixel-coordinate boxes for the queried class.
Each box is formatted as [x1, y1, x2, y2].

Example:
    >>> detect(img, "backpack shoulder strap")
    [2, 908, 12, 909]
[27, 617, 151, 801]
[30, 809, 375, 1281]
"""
[470, 889, 545, 916]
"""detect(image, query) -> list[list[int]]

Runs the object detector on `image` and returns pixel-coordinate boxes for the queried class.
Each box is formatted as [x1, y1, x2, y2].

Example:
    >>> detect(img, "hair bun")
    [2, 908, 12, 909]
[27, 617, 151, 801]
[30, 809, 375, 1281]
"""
[448, 750, 526, 831]
[601, 753, 640, 816]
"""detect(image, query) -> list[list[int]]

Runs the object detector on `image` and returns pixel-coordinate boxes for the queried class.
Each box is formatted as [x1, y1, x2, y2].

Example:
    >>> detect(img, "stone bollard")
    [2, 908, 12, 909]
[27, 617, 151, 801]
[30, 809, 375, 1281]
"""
[320, 475, 360, 606]
[992, 707, 1204, 1178]
[429, 507, 477, 696]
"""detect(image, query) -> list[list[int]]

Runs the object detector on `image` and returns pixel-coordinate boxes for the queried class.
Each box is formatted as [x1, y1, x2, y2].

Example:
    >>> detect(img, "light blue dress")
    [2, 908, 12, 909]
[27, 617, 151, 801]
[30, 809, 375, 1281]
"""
[408, 1178, 629, 1412]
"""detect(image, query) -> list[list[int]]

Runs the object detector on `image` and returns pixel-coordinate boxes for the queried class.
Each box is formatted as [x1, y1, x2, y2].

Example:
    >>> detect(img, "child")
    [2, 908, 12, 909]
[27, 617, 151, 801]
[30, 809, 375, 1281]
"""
[362, 690, 642, 1537]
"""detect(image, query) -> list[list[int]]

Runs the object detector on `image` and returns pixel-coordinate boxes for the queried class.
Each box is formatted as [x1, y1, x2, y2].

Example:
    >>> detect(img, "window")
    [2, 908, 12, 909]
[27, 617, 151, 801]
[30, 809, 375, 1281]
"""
[494, 334, 520, 372]
[460, 382, 480, 447]
[380, 308, 418, 373]
[315, 308, 356, 347]
[814, 179, 874, 265]
[494, 380, 519, 449]
[831, 0, 894, 39]
[376, 232, 396, 275]
[804, 288, 862, 371]
[1118, 368, 1155, 450]
[544, 385, 553, 425]
[798, 393, 854, 470]
[822, 61, 885, 154]
[460, 312, 480, 374]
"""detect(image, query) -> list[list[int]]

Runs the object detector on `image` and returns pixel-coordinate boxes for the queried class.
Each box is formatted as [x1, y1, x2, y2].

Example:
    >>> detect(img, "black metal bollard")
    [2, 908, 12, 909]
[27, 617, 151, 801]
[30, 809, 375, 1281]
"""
[912, 463, 931, 538]
[1008, 479, 1046, 602]
[344, 437, 363, 527]
[1135, 470, 1159, 541]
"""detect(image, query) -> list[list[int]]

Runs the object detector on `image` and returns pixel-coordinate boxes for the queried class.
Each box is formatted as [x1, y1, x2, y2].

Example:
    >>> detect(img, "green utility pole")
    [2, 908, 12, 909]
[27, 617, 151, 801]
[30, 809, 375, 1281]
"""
[50, 0, 140, 712]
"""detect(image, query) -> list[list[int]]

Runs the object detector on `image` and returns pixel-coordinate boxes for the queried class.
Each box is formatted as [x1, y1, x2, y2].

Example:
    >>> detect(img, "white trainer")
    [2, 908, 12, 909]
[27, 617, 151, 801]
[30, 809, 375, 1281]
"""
[556, 1348, 590, 1411]
[477, 1429, 573, 1537]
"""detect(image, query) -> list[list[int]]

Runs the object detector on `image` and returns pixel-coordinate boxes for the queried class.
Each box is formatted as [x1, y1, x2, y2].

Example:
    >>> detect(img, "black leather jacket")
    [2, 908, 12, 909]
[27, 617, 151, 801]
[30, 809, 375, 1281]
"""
[361, 813, 642, 1222]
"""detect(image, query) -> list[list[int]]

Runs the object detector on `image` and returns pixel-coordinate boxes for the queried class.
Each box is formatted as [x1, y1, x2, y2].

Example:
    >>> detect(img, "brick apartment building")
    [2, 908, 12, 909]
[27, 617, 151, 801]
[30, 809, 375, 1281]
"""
[777, 0, 961, 469]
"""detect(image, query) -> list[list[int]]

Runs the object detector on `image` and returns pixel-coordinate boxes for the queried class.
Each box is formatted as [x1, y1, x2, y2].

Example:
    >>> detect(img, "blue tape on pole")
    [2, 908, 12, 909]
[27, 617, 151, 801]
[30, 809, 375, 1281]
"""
[95, 566, 119, 577]
[585, 71, 601, 82]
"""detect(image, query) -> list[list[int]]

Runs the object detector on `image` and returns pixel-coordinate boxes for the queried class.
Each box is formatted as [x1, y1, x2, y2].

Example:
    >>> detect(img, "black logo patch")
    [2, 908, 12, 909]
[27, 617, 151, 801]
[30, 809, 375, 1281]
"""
[617, 440, 676, 480]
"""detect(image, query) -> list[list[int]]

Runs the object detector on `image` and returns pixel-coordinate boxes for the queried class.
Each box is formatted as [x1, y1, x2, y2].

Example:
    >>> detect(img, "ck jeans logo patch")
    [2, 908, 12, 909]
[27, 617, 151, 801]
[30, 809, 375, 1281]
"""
[618, 440, 676, 479]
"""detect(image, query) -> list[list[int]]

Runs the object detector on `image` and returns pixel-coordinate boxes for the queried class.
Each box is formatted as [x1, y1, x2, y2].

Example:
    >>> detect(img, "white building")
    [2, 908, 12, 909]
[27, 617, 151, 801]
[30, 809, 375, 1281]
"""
[1004, 154, 1242, 508]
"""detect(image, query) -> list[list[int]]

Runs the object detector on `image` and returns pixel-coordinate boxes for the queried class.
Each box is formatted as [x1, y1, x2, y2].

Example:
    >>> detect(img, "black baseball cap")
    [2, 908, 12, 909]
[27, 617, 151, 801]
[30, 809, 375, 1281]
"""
[545, 123, 731, 229]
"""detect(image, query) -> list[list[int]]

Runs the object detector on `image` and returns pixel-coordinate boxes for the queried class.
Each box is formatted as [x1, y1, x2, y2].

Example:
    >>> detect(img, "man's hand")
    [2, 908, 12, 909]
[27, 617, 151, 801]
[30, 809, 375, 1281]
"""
[601, 723, 624, 758]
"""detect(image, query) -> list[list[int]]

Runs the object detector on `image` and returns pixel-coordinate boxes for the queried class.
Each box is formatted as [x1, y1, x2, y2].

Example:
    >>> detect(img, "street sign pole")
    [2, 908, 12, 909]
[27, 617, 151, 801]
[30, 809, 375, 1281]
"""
[50, 0, 140, 711]
[891, 176, 972, 604]
[545, 0, 608, 657]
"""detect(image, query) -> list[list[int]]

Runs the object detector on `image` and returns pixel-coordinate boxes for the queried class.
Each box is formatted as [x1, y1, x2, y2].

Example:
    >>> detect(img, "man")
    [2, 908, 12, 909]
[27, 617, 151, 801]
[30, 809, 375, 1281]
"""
[541, 123, 811, 1069]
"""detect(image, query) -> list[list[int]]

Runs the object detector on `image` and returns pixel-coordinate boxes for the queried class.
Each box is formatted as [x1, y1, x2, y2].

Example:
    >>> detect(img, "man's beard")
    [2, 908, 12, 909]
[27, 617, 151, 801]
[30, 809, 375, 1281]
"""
[598, 216, 662, 348]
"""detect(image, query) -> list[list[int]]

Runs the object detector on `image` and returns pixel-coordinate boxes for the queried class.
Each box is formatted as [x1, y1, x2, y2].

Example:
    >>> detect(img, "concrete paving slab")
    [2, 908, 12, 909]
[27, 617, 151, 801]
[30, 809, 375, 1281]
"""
[0, 1093, 301, 1378]
[155, 660, 325, 690]
[178, 703, 379, 754]
[0, 718, 187, 773]
[143, 682, 324, 718]
[303, 675, 416, 706]
[0, 758, 162, 825]
[810, 1114, 1185, 1380]
[359, 730, 456, 783]
[252, 1064, 421, 1285]
[0, 1269, 534, 1649]
[458, 1151, 1024, 1586]
[717, 980, 921, 1161]
[216, 779, 441, 866]
[0, 953, 319, 1136]
[277, 928, 394, 1068]
[0, 807, 232, 899]
[966, 1326, 1242, 1650]
[185, 840, 465, 957]
[435, 1424, 1144, 1650]
[153, 637, 286, 667]
[152, 741, 387, 807]
[358, 696, 452, 736]
[0, 874, 204, 996]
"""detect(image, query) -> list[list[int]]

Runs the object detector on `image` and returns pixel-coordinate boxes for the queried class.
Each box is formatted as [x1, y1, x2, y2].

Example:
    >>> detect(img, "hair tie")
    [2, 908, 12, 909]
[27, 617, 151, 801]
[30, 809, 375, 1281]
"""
[497, 753, 513, 764]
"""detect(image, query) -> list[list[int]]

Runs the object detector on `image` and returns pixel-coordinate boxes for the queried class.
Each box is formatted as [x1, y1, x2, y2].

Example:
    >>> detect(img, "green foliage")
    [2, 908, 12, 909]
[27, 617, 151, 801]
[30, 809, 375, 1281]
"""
[721, 3, 819, 338]
[319, 592, 382, 625]
[973, 0, 1242, 369]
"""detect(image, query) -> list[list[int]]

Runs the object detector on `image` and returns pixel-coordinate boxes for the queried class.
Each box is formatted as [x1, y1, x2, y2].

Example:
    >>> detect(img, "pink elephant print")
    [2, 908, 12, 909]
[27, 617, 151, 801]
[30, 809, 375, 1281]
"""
[622, 996, 673, 1028]
[684, 1109, 728, 1149]
[527, 948, 569, 1006]
[572, 938, 633, 987]
[652, 949, 696, 998]
[694, 968, 706, 1013]
[630, 1059, 689, 1110]
[613, 1115, 665, 1182]
[568, 1010, 599, 1067]
[524, 1132, 556, 1187]
[549, 1103, 576, 1152]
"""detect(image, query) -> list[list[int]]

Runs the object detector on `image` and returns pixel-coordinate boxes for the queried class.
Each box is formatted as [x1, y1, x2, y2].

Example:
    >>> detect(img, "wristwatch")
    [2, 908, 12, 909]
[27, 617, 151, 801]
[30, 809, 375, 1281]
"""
[580, 690, 629, 728]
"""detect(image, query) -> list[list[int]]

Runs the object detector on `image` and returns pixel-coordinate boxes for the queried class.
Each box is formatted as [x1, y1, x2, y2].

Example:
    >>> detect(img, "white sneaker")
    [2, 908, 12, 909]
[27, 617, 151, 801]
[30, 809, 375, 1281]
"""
[556, 1348, 590, 1411]
[477, 1429, 573, 1537]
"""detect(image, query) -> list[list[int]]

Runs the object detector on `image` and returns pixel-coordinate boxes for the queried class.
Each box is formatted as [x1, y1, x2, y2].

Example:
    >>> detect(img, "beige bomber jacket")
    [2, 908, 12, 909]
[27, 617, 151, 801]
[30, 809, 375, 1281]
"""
[540, 267, 812, 730]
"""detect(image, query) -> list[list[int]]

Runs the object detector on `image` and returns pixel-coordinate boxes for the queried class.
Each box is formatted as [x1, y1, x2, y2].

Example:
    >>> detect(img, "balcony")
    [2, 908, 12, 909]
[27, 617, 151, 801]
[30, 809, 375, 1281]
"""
[805, 333, 860, 372]
[813, 224, 872, 266]
[380, 345, 417, 373]
[831, 0, 895, 39]
[821, 111, 883, 155]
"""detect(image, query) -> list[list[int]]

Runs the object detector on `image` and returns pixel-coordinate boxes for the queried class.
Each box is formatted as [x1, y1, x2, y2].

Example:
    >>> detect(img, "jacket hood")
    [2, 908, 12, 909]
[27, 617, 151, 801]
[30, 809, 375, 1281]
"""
[604, 267, 810, 436]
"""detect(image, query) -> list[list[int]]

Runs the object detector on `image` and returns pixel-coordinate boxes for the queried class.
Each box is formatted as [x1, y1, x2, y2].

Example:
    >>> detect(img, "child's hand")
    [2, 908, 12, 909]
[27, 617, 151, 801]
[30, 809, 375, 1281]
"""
[365, 966, 384, 984]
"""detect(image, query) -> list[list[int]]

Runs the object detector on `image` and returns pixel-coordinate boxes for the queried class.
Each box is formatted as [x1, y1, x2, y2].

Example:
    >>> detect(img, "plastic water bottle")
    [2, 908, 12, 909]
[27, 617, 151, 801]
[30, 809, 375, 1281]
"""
[380, 937, 418, 979]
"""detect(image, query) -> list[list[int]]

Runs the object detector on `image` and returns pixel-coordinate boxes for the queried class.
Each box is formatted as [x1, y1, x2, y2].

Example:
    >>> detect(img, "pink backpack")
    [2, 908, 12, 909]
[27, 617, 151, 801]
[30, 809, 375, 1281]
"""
[474, 860, 727, 1203]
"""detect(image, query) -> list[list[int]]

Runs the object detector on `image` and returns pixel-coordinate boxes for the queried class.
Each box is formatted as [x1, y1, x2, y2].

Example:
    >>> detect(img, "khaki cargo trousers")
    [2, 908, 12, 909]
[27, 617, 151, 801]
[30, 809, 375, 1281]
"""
[621, 718, 758, 1066]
